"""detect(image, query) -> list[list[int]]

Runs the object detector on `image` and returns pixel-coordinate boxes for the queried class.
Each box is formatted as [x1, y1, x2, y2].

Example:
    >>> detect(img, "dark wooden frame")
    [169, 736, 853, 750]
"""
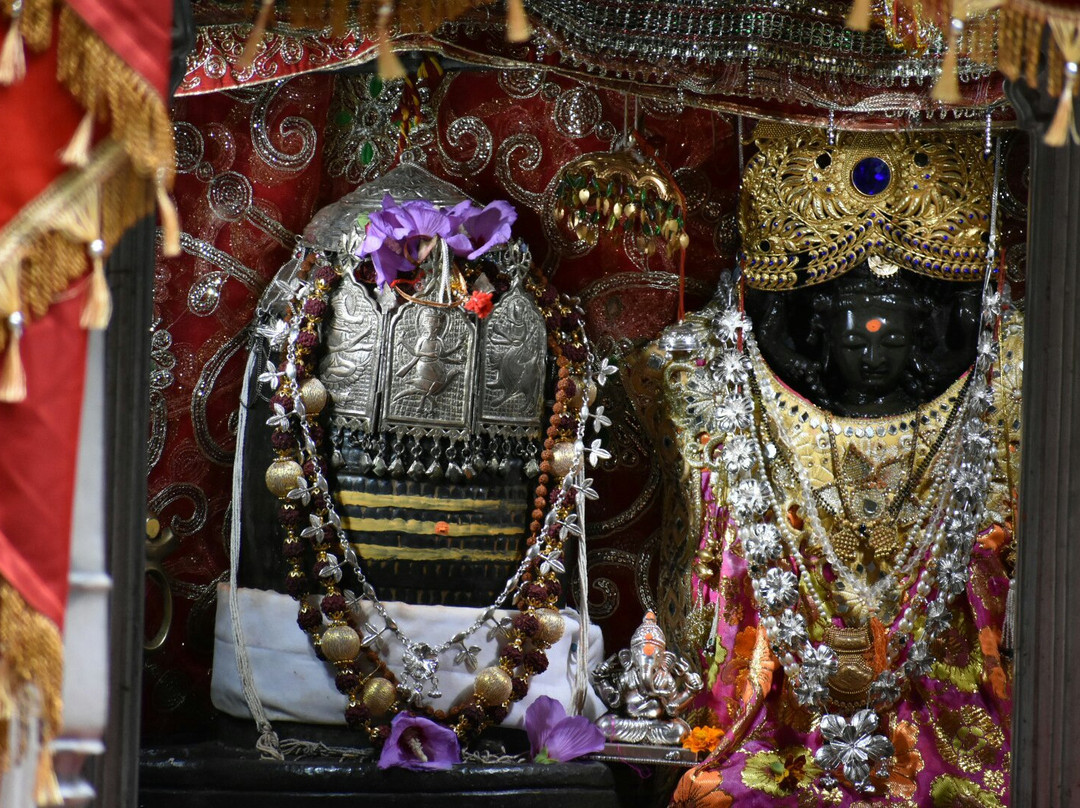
[89, 217, 156, 807]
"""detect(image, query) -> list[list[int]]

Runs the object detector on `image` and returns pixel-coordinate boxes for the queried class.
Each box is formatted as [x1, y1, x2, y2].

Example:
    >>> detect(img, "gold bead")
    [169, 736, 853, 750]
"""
[613, 201, 623, 218]
[578, 188, 590, 204]
[624, 202, 637, 217]
[534, 609, 565, 645]
[362, 677, 397, 716]
[320, 624, 361, 663]
[474, 666, 512, 706]
[569, 377, 598, 410]
[678, 231, 690, 249]
[266, 458, 304, 498]
[300, 378, 328, 415]
[550, 442, 576, 478]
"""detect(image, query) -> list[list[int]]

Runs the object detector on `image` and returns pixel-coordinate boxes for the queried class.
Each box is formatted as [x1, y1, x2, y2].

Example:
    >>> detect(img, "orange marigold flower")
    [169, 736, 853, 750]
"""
[682, 725, 724, 754]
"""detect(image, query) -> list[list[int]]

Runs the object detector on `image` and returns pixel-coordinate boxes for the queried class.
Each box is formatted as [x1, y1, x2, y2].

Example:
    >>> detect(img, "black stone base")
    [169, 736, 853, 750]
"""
[138, 718, 621, 808]
[139, 716, 687, 808]
[139, 743, 617, 808]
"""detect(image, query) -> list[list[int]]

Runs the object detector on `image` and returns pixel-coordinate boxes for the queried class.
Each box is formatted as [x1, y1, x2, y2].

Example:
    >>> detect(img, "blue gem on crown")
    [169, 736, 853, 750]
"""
[851, 157, 892, 196]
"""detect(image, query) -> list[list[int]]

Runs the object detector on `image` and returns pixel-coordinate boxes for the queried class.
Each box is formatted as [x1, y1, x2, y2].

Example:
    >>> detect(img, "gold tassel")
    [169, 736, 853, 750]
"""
[1045, 63, 1079, 146]
[59, 110, 95, 168]
[35, 750, 62, 807]
[156, 174, 181, 257]
[1025, 8, 1044, 88]
[377, 3, 406, 79]
[80, 239, 110, 330]
[0, 248, 25, 403]
[0, 676, 12, 721]
[0, 314, 27, 403]
[0, 7, 26, 86]
[845, 0, 872, 31]
[237, 0, 275, 71]
[1046, 19, 1080, 146]
[506, 0, 532, 41]
[932, 12, 964, 103]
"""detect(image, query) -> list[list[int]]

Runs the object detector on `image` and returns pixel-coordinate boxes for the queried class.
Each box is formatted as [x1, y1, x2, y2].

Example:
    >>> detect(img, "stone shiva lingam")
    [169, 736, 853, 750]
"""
[591, 611, 702, 745]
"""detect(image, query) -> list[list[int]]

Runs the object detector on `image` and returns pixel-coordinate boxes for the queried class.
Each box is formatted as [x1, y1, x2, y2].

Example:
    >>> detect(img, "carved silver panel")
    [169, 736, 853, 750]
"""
[319, 274, 383, 430]
[479, 278, 545, 440]
[384, 303, 477, 433]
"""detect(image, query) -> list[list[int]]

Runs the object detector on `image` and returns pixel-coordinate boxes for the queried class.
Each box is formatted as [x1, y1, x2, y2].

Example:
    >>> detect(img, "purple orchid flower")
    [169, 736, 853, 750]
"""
[524, 696, 605, 764]
[448, 199, 518, 260]
[377, 712, 462, 771]
[356, 195, 472, 287]
[357, 196, 413, 287]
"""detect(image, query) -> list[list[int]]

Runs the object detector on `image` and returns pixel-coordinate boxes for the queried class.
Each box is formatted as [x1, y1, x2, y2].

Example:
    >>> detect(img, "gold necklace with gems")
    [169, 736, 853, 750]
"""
[261, 243, 610, 745]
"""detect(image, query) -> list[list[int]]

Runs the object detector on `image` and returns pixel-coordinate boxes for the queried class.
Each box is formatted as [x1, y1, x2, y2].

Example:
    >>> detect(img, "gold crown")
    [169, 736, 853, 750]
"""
[739, 123, 994, 290]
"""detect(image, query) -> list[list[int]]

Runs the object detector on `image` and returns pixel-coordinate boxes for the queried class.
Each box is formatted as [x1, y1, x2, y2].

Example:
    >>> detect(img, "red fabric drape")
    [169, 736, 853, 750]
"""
[0, 284, 89, 629]
[0, 23, 83, 228]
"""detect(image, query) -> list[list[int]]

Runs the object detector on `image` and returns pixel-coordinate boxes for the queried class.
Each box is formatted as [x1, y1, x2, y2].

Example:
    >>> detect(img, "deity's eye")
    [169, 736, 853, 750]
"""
[840, 333, 869, 348]
[815, 153, 832, 170]
[914, 151, 930, 167]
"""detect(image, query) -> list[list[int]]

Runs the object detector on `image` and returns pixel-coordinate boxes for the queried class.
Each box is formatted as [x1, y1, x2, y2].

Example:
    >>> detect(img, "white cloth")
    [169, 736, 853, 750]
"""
[211, 584, 606, 728]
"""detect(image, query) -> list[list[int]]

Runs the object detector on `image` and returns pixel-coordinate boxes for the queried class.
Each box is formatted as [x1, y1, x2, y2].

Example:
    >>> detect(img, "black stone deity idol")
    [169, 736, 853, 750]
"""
[745, 262, 982, 417]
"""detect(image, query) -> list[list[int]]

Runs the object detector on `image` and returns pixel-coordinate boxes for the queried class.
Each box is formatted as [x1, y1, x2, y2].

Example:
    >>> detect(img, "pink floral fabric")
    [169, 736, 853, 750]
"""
[672, 471, 1013, 807]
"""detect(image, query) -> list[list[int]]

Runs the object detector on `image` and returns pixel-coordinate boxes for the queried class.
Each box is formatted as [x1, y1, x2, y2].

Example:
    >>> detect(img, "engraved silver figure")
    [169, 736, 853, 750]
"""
[392, 308, 467, 415]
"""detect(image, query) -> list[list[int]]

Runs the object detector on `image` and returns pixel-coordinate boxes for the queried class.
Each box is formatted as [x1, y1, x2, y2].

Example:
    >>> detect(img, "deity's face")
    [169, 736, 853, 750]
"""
[828, 300, 913, 399]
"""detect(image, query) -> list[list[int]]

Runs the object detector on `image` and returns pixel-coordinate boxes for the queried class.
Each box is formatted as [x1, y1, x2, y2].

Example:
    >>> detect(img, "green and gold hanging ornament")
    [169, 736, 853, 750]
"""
[553, 151, 689, 258]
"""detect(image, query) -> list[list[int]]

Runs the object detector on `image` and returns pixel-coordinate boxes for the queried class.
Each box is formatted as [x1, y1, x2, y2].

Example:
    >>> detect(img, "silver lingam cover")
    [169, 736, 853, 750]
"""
[297, 165, 548, 607]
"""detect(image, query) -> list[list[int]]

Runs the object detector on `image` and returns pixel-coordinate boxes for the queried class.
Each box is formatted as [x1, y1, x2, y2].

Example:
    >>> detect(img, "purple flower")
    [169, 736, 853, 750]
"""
[357, 196, 470, 287]
[377, 713, 462, 771]
[524, 696, 605, 764]
[448, 199, 517, 260]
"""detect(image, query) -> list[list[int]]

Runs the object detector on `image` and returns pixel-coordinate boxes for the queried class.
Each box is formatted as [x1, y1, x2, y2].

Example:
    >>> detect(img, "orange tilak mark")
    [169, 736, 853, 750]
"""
[434, 521, 450, 535]
[866, 318, 884, 333]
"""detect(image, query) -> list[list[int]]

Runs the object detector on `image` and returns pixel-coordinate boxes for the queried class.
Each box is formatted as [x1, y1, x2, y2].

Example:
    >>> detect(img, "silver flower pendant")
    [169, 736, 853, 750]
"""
[814, 709, 894, 794]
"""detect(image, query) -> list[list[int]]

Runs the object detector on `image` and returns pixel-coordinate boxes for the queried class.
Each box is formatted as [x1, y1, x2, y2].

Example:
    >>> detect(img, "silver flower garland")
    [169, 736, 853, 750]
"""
[680, 142, 1005, 794]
